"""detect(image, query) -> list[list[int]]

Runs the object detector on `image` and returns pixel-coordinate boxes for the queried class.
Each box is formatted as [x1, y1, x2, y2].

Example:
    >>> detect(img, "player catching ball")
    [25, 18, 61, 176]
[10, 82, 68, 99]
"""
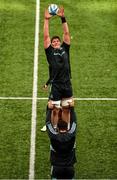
[43, 5, 74, 130]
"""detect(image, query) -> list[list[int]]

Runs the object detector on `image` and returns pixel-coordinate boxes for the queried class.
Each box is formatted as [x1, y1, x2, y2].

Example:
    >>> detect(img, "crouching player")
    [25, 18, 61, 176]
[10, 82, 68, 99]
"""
[46, 107, 77, 179]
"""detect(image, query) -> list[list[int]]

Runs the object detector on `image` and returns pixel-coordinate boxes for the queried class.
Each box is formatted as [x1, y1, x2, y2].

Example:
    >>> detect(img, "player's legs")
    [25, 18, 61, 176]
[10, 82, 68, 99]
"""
[48, 100, 61, 130]
[48, 83, 62, 129]
[61, 97, 74, 129]
[61, 80, 74, 129]
[41, 105, 49, 132]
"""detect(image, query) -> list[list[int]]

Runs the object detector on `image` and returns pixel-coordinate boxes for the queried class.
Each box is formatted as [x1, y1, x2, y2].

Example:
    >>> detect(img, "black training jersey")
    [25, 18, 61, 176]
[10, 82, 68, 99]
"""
[46, 108, 77, 166]
[45, 42, 71, 83]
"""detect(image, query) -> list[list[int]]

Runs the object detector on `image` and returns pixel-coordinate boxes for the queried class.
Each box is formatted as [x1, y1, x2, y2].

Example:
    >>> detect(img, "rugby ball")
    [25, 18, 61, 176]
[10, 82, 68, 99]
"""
[48, 4, 59, 15]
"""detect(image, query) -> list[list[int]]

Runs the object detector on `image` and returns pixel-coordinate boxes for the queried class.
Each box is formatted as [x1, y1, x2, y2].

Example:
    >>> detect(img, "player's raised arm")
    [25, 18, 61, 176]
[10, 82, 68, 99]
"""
[43, 9, 52, 49]
[57, 7, 70, 45]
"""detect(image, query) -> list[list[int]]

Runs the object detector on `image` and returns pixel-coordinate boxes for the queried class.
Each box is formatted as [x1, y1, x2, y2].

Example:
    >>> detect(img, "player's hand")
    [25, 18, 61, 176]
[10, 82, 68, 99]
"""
[57, 7, 64, 17]
[44, 9, 52, 19]
[42, 84, 48, 91]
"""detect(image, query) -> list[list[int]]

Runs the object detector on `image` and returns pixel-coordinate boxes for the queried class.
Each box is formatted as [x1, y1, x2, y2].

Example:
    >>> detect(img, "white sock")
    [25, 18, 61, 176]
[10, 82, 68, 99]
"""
[67, 122, 70, 130]
[53, 125, 57, 129]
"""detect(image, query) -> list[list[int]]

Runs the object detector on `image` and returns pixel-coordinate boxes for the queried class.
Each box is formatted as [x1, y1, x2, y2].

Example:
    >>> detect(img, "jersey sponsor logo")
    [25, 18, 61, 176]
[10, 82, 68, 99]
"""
[53, 51, 65, 56]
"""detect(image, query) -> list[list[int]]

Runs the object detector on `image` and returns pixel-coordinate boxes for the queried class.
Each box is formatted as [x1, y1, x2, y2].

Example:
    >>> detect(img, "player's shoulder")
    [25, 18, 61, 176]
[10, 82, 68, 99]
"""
[61, 41, 70, 49]
[45, 44, 54, 53]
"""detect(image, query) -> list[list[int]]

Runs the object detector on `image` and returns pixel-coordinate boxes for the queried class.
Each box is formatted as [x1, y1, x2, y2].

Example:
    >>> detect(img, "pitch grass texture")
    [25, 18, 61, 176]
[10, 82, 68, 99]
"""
[0, 0, 35, 97]
[38, 0, 117, 98]
[0, 100, 31, 179]
[0, 0, 117, 179]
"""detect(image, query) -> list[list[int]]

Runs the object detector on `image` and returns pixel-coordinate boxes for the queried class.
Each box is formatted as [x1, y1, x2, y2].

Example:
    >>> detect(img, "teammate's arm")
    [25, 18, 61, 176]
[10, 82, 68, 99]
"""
[44, 9, 52, 49]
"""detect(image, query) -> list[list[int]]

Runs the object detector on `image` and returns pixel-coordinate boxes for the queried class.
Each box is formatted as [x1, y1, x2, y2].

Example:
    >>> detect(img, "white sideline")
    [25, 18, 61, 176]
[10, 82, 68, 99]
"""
[0, 97, 117, 100]
[29, 0, 40, 180]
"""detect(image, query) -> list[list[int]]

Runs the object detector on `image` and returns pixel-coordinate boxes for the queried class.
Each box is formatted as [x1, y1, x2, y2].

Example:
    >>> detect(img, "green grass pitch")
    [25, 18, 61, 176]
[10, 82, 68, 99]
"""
[0, 0, 117, 179]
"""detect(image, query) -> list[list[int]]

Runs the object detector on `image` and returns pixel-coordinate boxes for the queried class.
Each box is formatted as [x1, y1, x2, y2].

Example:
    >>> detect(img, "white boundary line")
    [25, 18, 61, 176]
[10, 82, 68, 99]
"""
[0, 97, 117, 100]
[74, 97, 117, 101]
[0, 96, 117, 101]
[0, 97, 32, 100]
[29, 0, 40, 179]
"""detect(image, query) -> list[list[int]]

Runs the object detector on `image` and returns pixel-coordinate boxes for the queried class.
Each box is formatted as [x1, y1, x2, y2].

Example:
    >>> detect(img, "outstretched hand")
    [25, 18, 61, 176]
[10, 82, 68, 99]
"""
[44, 9, 52, 19]
[57, 7, 65, 17]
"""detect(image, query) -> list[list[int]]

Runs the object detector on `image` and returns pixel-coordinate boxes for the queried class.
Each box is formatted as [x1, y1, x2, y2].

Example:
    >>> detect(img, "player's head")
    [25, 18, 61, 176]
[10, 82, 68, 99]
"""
[57, 119, 68, 133]
[51, 36, 61, 49]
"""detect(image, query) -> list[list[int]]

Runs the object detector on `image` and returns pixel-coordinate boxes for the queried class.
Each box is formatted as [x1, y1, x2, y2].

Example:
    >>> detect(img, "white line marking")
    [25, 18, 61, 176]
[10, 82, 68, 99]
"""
[0, 97, 117, 100]
[29, 0, 40, 179]
[0, 97, 32, 100]
[74, 98, 117, 101]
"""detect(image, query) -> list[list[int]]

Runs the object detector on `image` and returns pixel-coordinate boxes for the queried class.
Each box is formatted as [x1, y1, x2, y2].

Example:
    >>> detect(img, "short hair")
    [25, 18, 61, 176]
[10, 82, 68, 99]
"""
[57, 119, 68, 131]
[51, 36, 61, 43]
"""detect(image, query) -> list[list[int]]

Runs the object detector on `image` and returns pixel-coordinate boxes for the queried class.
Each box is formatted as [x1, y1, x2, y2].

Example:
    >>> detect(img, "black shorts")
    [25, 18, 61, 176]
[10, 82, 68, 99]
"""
[51, 165, 75, 179]
[49, 81, 73, 101]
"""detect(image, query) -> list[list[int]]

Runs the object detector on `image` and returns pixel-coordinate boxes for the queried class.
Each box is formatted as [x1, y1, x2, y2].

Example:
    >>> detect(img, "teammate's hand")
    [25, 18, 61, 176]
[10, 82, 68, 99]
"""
[57, 7, 64, 17]
[44, 9, 52, 19]
[42, 84, 48, 91]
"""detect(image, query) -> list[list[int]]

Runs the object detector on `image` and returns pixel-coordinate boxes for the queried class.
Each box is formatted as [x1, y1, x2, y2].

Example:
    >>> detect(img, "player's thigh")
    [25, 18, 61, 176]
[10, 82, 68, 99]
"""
[61, 97, 74, 107]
